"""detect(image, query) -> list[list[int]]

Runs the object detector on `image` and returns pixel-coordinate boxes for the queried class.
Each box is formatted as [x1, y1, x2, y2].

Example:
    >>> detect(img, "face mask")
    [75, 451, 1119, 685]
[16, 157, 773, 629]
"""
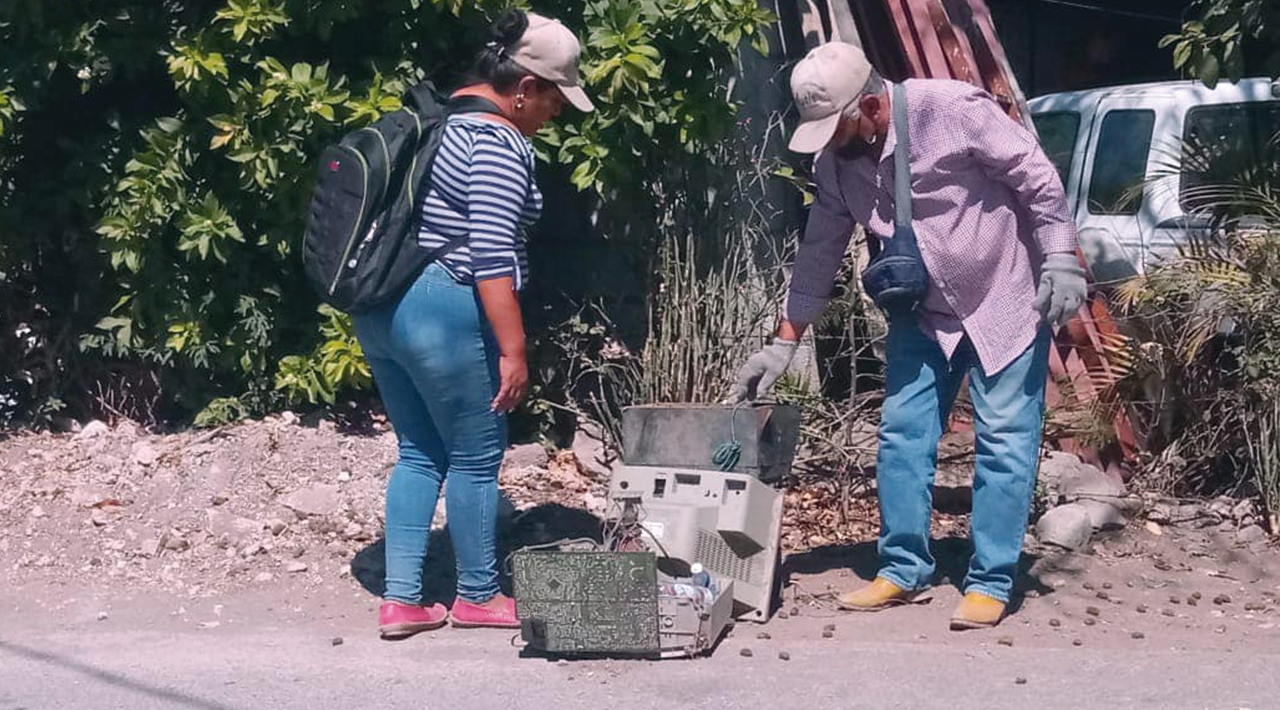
[835, 131, 878, 159]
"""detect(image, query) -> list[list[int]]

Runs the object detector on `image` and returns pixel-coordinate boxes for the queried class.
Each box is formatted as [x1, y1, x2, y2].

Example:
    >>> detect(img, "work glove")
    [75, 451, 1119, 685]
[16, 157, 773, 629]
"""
[726, 339, 799, 404]
[1032, 252, 1087, 327]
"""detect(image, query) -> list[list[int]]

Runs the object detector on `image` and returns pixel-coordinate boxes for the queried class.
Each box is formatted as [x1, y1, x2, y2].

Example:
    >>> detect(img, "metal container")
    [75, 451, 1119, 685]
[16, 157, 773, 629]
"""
[620, 404, 800, 484]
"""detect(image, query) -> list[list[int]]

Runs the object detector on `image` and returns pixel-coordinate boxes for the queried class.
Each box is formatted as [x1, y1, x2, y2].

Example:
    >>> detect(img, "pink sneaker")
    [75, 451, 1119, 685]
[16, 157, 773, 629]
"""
[379, 600, 448, 639]
[450, 595, 520, 629]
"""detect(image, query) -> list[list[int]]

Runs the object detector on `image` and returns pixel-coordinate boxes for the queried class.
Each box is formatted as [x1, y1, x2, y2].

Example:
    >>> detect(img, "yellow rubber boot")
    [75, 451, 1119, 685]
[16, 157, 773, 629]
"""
[836, 578, 921, 612]
[949, 592, 1006, 630]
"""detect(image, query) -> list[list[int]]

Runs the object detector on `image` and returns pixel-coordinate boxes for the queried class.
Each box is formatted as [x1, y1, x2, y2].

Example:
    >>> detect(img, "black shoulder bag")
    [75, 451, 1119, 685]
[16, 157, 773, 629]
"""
[860, 81, 930, 315]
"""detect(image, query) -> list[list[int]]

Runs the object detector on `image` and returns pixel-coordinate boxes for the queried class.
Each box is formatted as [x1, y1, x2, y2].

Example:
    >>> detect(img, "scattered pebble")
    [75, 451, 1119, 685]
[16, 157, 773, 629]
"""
[1130, 631, 1145, 640]
[823, 624, 836, 632]
[96, 611, 109, 621]
[331, 637, 343, 647]
[1245, 602, 1267, 612]
[1214, 594, 1233, 605]
[1191, 591, 1203, 601]
[1214, 625, 1227, 635]
[1102, 582, 1113, 590]
[1083, 582, 1095, 591]
[778, 651, 791, 661]
[1086, 606, 1101, 617]
[1187, 596, 1198, 607]
[1162, 609, 1176, 618]
[1015, 677, 1027, 685]
[777, 611, 789, 620]
[1072, 639, 1084, 647]
[1170, 596, 1181, 605]
[740, 648, 754, 657]
[757, 632, 771, 640]
[1083, 618, 1096, 627]
[789, 607, 799, 617]
[1136, 604, 1148, 614]
[997, 636, 1014, 647]
[1049, 618, 1062, 628]
[286, 561, 308, 574]
[1096, 591, 1110, 601]
[822, 630, 834, 639]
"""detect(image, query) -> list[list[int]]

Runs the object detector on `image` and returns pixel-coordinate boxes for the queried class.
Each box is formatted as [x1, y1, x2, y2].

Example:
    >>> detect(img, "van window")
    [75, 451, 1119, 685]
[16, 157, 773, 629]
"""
[1087, 109, 1155, 216]
[1181, 101, 1280, 212]
[1032, 111, 1080, 186]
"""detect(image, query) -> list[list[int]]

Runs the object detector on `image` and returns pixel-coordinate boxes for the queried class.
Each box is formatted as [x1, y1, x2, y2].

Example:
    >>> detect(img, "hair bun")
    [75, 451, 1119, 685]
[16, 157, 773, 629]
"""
[489, 9, 528, 47]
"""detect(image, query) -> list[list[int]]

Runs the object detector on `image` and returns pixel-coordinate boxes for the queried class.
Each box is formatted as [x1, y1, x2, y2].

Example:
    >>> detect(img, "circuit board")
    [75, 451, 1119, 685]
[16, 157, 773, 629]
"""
[512, 551, 660, 654]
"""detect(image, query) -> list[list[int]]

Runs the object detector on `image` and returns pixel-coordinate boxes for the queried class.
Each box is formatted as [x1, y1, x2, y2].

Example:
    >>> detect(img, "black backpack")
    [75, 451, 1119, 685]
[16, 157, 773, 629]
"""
[301, 83, 504, 313]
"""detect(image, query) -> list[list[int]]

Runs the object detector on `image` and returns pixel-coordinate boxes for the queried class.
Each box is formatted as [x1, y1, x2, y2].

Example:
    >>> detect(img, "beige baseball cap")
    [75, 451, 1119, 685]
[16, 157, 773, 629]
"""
[509, 13, 595, 112]
[788, 42, 874, 153]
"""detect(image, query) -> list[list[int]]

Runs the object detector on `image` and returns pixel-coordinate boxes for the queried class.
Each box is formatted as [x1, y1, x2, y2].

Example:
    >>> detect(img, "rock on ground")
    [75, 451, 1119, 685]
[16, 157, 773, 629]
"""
[1238, 525, 1269, 545]
[1041, 451, 1126, 501]
[1077, 498, 1128, 532]
[1036, 503, 1093, 551]
[279, 484, 343, 518]
[503, 443, 550, 472]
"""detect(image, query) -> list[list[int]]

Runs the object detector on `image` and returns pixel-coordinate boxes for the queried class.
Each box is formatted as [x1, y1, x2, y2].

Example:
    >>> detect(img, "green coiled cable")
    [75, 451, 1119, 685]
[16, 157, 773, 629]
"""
[712, 404, 745, 472]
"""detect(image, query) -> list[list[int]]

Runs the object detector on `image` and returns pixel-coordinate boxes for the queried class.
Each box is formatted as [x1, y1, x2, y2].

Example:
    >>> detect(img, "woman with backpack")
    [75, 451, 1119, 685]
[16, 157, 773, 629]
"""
[355, 9, 594, 639]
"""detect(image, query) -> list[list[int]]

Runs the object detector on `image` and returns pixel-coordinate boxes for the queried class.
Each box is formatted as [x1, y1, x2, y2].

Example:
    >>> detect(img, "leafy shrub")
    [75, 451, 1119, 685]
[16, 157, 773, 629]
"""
[1108, 127, 1280, 515]
[1161, 0, 1280, 87]
[0, 0, 772, 427]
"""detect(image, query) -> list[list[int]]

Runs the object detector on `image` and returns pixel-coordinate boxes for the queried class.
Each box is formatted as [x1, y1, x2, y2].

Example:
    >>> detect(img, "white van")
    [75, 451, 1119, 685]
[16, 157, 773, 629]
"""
[1028, 78, 1280, 284]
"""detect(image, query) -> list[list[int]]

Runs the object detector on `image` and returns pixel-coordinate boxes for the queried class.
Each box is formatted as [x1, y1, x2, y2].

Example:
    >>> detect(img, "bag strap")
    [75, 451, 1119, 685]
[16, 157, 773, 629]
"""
[445, 94, 507, 118]
[891, 81, 912, 229]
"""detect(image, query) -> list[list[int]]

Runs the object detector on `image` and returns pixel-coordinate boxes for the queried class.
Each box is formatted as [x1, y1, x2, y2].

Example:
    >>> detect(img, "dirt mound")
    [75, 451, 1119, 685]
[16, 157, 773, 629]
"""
[0, 416, 609, 598]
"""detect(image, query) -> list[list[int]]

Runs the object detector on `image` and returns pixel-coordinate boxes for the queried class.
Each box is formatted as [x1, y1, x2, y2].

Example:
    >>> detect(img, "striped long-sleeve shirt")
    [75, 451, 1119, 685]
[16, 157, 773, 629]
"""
[417, 115, 542, 289]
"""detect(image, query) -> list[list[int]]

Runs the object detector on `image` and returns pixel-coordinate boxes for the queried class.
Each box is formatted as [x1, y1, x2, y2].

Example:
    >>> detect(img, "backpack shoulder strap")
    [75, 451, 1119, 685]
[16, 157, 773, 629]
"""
[404, 81, 445, 117]
[445, 94, 506, 117]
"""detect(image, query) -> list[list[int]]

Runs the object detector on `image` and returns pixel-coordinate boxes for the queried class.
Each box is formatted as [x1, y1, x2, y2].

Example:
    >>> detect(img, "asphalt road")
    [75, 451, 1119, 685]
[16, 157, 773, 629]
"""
[1, 602, 1276, 710]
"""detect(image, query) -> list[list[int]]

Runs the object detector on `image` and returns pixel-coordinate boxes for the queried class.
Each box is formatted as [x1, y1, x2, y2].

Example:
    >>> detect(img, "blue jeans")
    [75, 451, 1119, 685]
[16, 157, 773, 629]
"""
[353, 263, 506, 604]
[876, 320, 1049, 603]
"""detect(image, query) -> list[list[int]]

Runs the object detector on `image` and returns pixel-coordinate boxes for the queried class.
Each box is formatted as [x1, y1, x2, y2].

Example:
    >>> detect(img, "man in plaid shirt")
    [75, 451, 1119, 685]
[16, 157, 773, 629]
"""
[731, 42, 1086, 630]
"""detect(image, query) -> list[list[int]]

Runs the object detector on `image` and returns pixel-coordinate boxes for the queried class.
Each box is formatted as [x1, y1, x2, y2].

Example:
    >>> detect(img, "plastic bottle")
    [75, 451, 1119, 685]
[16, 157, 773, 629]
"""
[690, 563, 716, 594]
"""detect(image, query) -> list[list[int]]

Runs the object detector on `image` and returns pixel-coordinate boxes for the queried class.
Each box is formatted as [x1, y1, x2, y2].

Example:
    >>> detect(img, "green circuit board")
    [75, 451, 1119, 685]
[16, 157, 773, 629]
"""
[512, 551, 660, 654]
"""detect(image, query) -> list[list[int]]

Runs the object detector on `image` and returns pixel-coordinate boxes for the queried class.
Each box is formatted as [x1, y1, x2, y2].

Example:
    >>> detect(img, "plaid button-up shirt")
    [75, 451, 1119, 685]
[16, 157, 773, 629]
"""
[786, 79, 1077, 375]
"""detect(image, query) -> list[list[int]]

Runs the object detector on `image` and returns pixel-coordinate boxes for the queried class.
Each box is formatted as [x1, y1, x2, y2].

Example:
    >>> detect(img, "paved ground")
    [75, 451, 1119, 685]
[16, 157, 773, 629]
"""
[2, 620, 1277, 710]
[3, 526, 1279, 710]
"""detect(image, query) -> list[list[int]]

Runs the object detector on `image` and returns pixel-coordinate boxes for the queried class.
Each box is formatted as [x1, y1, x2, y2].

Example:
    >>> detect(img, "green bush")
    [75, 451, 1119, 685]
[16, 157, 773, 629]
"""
[1111, 135, 1280, 514]
[1161, 0, 1280, 87]
[0, 0, 772, 426]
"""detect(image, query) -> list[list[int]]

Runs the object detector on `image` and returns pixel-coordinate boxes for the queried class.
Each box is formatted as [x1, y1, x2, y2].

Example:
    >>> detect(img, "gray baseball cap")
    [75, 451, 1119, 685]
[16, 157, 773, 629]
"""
[509, 13, 595, 112]
[789, 42, 874, 153]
